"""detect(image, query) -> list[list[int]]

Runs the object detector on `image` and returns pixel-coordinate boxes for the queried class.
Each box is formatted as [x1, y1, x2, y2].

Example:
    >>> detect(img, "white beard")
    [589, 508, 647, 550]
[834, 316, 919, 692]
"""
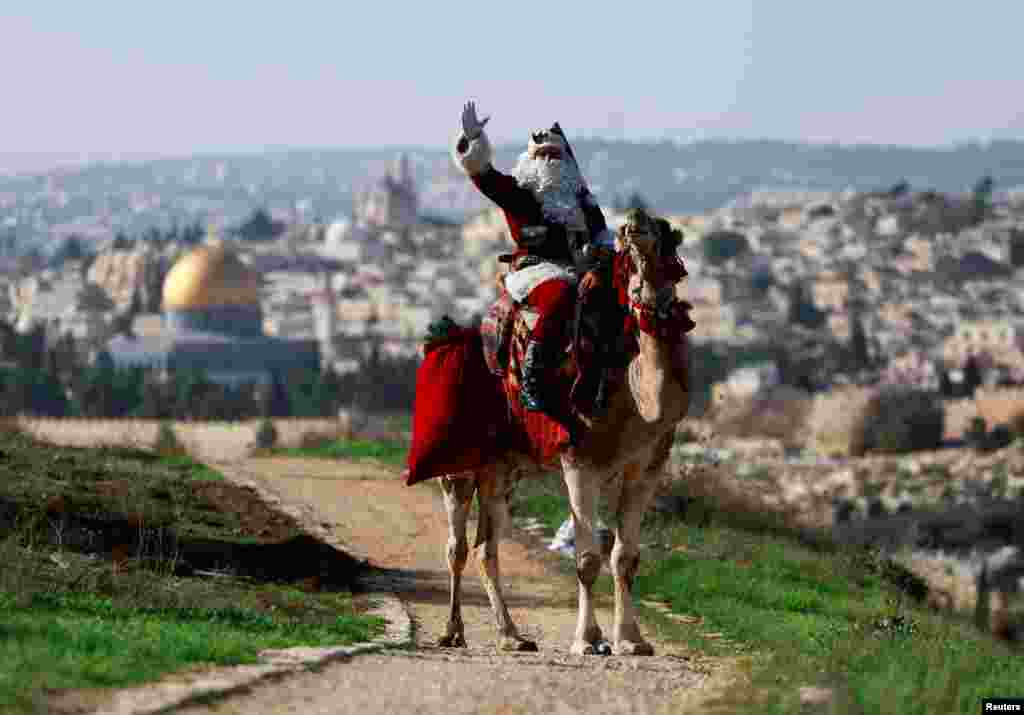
[512, 152, 586, 227]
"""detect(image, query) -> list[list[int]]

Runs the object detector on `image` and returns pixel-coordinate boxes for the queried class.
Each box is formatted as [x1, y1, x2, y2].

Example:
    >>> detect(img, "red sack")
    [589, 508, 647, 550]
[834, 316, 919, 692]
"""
[405, 329, 506, 486]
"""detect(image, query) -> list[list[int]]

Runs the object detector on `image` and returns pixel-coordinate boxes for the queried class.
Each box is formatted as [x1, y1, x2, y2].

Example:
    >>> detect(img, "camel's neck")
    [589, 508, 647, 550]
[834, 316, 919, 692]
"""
[629, 271, 688, 423]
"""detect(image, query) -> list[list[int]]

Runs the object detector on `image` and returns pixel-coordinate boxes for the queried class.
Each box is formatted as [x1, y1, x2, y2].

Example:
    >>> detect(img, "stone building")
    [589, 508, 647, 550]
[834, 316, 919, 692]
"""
[103, 238, 319, 384]
[941, 319, 1024, 371]
[353, 154, 418, 231]
[811, 271, 849, 312]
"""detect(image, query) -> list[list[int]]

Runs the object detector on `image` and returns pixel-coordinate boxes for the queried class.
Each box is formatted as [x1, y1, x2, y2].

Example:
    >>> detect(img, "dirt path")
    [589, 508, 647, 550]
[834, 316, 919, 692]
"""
[175, 457, 738, 715]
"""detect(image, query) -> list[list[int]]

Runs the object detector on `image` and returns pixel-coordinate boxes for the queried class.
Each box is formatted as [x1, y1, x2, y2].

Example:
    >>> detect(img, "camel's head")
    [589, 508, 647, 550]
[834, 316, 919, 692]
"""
[617, 208, 687, 288]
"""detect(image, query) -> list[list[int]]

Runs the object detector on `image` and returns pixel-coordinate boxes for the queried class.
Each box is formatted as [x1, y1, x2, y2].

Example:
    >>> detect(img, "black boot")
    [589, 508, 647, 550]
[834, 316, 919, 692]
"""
[589, 310, 622, 417]
[593, 367, 611, 415]
[520, 338, 553, 413]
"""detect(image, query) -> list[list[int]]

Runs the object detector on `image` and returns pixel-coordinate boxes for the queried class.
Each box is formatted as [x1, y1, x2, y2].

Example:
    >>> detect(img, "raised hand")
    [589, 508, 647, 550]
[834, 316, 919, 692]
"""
[461, 101, 490, 140]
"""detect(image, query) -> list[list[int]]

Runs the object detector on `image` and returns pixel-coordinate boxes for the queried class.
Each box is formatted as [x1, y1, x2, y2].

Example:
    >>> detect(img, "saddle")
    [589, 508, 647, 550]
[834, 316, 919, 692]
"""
[479, 280, 632, 420]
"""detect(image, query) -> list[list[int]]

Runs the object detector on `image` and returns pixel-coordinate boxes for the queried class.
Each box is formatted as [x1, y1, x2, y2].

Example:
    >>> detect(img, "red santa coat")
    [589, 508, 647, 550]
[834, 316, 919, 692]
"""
[453, 130, 612, 270]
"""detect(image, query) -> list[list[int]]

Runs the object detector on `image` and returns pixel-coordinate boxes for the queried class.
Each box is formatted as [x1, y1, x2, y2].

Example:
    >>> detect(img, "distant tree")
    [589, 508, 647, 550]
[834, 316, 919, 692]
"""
[137, 373, 170, 419]
[51, 332, 80, 378]
[750, 264, 773, 295]
[0, 366, 69, 417]
[0, 319, 16, 361]
[1008, 229, 1024, 267]
[939, 369, 954, 398]
[51, 235, 87, 267]
[887, 180, 910, 198]
[16, 249, 44, 276]
[962, 354, 983, 397]
[848, 312, 871, 369]
[234, 208, 284, 242]
[851, 387, 945, 456]
[701, 231, 750, 265]
[181, 222, 205, 246]
[786, 281, 826, 329]
[265, 371, 292, 418]
[170, 370, 217, 419]
[612, 191, 650, 213]
[973, 174, 994, 222]
[112, 232, 133, 250]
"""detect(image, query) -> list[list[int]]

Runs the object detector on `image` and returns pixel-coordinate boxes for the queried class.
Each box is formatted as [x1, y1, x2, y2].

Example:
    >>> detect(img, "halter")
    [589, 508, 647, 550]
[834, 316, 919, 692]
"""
[613, 236, 694, 339]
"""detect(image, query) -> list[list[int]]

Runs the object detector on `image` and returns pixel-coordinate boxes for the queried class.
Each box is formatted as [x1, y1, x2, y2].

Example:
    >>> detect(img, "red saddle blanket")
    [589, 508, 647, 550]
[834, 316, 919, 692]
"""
[405, 319, 615, 485]
[404, 327, 507, 486]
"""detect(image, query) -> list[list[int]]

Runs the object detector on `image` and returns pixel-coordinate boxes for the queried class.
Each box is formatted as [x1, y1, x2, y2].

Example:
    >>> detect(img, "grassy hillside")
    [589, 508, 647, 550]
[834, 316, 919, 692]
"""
[0, 423, 383, 715]
[508, 473, 1023, 714]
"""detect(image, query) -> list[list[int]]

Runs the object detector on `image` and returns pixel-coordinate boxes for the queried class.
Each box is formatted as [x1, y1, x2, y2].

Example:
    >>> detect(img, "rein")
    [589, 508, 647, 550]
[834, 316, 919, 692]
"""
[612, 249, 694, 340]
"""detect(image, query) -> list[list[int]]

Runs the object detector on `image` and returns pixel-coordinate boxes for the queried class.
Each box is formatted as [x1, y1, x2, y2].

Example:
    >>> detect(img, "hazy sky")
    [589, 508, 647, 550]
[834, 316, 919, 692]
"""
[3, 1, 1023, 156]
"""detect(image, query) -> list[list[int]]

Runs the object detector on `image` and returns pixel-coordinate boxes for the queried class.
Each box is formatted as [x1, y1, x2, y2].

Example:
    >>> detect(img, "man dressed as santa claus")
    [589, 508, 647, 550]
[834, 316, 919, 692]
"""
[452, 101, 618, 421]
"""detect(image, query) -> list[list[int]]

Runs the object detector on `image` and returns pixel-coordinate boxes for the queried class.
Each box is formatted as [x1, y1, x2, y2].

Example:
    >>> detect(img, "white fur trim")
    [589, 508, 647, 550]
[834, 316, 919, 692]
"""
[502, 262, 577, 303]
[452, 130, 492, 176]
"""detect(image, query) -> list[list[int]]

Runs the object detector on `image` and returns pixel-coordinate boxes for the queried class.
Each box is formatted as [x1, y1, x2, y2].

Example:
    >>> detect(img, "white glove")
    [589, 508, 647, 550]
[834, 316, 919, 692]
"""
[461, 101, 490, 140]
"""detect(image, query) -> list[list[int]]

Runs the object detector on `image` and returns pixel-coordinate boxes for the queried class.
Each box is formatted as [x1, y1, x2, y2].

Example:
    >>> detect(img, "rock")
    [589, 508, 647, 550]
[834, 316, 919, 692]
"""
[832, 497, 857, 524]
[876, 214, 901, 237]
[867, 498, 887, 518]
[983, 546, 1024, 593]
[86, 245, 168, 312]
[653, 495, 690, 517]
[798, 686, 834, 707]
[976, 546, 1024, 640]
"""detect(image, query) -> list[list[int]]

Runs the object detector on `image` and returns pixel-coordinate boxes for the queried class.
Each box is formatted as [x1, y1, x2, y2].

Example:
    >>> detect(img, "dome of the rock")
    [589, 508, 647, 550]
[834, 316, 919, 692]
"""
[162, 239, 261, 310]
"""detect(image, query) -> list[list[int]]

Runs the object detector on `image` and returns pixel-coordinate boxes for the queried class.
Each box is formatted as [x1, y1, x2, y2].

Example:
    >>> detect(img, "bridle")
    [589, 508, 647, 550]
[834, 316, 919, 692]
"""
[617, 226, 692, 339]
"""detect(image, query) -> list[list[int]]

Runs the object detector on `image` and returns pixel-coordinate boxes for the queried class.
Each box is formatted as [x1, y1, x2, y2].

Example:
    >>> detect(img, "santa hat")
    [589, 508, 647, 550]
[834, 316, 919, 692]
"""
[528, 122, 578, 166]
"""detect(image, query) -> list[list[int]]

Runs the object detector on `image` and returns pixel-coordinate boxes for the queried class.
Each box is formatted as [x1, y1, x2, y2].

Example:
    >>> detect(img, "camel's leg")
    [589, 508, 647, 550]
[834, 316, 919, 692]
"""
[475, 468, 538, 652]
[563, 459, 610, 655]
[611, 462, 660, 656]
[438, 475, 476, 648]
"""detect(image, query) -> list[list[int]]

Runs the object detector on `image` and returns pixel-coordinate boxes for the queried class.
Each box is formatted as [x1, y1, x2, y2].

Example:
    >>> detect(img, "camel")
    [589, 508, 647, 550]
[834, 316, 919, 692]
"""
[436, 208, 692, 656]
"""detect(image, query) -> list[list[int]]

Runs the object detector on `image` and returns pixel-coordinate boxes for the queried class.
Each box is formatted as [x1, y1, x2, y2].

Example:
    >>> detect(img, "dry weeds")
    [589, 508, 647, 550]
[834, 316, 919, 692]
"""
[12, 417, 352, 463]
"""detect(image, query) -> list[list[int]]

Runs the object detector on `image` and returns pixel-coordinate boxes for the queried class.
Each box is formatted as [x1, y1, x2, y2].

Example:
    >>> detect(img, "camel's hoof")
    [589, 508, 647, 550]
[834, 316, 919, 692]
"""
[614, 640, 655, 656]
[498, 636, 538, 652]
[438, 633, 466, 648]
[570, 640, 611, 656]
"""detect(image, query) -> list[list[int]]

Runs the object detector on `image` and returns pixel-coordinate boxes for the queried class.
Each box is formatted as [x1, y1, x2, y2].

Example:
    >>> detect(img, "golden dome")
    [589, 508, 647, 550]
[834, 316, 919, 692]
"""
[162, 240, 261, 310]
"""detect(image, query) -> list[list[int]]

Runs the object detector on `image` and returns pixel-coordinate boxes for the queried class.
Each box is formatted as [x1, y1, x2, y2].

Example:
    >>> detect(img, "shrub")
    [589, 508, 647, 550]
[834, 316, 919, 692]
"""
[701, 230, 749, 264]
[965, 416, 988, 449]
[299, 430, 338, 450]
[985, 423, 1013, 452]
[713, 385, 812, 449]
[153, 421, 185, 456]
[1009, 410, 1024, 440]
[850, 387, 944, 456]
[254, 418, 279, 450]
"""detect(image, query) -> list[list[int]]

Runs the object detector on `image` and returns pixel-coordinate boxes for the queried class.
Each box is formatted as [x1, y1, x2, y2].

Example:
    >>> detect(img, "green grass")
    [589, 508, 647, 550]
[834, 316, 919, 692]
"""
[273, 438, 408, 465]
[0, 426, 384, 714]
[0, 589, 384, 715]
[508, 474, 1024, 715]
[509, 476, 571, 533]
[154, 453, 226, 481]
